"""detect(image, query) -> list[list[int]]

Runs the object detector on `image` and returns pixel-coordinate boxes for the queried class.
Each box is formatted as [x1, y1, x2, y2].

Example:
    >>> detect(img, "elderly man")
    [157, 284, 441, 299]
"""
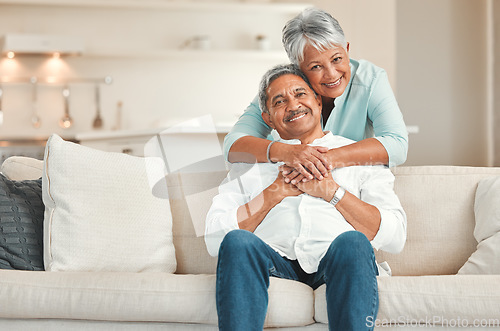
[205, 64, 406, 331]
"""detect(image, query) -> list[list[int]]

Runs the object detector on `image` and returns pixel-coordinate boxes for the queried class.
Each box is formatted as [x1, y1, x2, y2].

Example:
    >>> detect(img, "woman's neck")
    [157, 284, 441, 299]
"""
[321, 96, 335, 127]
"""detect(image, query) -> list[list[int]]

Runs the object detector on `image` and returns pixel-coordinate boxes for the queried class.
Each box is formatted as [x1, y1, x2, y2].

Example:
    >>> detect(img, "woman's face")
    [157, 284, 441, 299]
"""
[299, 43, 351, 100]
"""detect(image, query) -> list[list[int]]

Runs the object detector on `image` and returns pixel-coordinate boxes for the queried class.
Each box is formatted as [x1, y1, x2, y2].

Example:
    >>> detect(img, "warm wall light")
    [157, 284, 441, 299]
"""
[6, 51, 15, 59]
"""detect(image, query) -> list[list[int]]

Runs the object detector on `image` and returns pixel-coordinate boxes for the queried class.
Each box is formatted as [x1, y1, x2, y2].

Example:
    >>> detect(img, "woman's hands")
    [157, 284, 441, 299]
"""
[271, 142, 332, 184]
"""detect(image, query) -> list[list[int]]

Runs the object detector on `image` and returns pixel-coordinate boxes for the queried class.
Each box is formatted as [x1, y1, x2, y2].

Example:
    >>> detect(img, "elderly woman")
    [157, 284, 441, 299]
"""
[224, 7, 408, 183]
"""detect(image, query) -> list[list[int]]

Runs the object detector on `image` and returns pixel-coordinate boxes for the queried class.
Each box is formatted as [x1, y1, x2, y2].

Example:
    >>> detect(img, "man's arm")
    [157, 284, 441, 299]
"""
[295, 166, 406, 252]
[295, 176, 381, 240]
[205, 166, 301, 257]
[237, 173, 302, 232]
[334, 190, 381, 240]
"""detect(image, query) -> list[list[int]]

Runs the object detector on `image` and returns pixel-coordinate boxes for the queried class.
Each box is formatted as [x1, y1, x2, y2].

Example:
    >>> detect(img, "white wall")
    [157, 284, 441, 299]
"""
[396, 0, 489, 166]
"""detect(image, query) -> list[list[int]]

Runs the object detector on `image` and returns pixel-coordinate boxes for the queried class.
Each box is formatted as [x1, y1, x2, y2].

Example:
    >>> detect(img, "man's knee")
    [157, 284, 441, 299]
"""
[219, 229, 259, 258]
[324, 231, 375, 270]
[334, 231, 372, 252]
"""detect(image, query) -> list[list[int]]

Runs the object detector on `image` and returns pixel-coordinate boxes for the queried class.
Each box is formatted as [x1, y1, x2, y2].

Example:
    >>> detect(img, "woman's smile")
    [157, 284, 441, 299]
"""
[322, 76, 343, 88]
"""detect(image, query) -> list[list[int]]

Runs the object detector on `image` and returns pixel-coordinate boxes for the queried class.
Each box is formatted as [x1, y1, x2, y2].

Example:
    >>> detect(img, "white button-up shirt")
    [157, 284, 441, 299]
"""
[205, 132, 407, 274]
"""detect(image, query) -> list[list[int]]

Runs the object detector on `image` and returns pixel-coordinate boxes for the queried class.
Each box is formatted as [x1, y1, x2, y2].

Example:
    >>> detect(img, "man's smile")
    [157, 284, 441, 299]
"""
[284, 109, 310, 123]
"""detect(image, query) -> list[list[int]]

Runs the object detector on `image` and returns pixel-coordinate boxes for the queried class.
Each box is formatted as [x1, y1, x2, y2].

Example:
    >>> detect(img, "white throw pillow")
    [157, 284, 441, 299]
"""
[458, 176, 500, 274]
[42, 134, 176, 272]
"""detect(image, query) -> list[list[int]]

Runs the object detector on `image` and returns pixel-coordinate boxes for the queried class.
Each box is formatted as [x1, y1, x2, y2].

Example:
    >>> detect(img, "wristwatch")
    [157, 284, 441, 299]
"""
[329, 186, 346, 207]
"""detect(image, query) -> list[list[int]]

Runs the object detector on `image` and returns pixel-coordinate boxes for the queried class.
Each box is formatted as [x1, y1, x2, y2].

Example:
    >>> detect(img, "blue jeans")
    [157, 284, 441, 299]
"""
[216, 230, 379, 331]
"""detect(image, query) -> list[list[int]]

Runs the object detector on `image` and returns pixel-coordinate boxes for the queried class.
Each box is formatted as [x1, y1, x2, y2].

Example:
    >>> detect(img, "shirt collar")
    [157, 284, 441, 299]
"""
[273, 130, 354, 150]
[275, 131, 334, 146]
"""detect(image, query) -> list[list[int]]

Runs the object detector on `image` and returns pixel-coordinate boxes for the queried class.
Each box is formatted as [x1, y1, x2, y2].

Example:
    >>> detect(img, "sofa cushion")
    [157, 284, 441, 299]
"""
[1, 156, 43, 181]
[375, 166, 500, 276]
[315, 275, 500, 326]
[459, 176, 500, 274]
[0, 175, 44, 271]
[0, 270, 314, 328]
[42, 134, 176, 273]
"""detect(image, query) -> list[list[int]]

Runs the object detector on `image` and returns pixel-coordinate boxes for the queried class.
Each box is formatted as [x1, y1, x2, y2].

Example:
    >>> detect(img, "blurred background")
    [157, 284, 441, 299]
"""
[0, 0, 498, 167]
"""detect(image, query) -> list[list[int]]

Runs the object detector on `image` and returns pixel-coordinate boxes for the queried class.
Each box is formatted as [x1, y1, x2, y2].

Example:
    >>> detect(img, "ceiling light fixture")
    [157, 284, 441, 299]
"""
[0, 34, 84, 58]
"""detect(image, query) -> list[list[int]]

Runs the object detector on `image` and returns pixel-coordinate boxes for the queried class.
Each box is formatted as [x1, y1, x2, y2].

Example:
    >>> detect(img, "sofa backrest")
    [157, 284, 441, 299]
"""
[5, 156, 500, 276]
[167, 171, 223, 274]
[169, 166, 500, 276]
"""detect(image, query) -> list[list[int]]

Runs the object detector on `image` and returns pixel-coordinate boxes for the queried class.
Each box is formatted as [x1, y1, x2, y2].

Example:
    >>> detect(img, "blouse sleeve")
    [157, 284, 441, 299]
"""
[222, 95, 272, 161]
[368, 70, 409, 167]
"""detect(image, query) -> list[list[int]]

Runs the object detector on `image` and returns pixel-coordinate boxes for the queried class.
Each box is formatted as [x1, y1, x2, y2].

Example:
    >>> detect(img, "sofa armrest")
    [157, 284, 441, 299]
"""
[1, 156, 43, 181]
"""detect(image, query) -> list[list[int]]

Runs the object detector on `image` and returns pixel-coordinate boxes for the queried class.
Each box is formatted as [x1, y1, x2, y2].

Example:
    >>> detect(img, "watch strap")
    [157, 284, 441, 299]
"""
[329, 186, 345, 206]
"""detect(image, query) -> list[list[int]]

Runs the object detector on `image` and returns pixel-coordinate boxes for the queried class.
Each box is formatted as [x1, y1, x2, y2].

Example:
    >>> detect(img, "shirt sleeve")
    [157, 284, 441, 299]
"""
[367, 70, 409, 167]
[359, 166, 407, 253]
[222, 95, 272, 161]
[204, 163, 264, 256]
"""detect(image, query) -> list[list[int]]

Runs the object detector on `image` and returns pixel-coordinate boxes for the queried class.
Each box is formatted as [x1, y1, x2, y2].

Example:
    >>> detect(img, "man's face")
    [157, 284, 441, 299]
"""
[262, 74, 322, 142]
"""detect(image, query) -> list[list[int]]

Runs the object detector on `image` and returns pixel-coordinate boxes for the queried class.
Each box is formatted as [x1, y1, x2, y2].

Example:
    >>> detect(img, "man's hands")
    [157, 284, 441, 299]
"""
[271, 143, 332, 183]
[268, 172, 303, 200]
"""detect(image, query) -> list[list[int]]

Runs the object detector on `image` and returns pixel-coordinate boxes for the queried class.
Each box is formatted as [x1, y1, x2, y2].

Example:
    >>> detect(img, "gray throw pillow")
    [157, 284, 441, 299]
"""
[0, 174, 44, 270]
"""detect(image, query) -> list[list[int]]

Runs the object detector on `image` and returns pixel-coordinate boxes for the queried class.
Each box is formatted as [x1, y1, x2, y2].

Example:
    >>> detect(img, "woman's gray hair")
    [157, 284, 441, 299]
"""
[258, 63, 314, 114]
[282, 7, 347, 65]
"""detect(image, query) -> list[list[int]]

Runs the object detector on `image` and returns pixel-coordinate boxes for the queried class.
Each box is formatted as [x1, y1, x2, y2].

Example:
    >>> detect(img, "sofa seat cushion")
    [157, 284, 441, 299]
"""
[314, 275, 500, 326]
[0, 270, 314, 328]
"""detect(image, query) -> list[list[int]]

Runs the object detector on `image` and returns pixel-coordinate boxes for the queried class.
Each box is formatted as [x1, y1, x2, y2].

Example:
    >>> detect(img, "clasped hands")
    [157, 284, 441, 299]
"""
[271, 171, 339, 203]
[278, 143, 333, 183]
[269, 143, 338, 201]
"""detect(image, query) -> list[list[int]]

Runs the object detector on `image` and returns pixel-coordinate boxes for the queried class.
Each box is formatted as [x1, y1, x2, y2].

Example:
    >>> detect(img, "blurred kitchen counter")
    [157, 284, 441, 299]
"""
[76, 126, 231, 157]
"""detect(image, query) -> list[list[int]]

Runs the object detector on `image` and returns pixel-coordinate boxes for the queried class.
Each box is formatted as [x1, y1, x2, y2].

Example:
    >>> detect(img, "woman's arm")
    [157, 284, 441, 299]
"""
[283, 138, 387, 184]
[223, 96, 271, 162]
[230, 136, 331, 180]
[367, 69, 408, 167]
[327, 138, 388, 168]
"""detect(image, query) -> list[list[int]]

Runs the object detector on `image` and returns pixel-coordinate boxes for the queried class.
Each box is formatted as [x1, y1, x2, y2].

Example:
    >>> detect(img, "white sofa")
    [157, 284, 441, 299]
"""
[1, 155, 500, 330]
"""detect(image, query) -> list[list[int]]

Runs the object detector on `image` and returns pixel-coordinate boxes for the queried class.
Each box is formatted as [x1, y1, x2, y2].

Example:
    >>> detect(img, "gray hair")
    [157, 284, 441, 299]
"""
[258, 63, 314, 114]
[282, 7, 347, 65]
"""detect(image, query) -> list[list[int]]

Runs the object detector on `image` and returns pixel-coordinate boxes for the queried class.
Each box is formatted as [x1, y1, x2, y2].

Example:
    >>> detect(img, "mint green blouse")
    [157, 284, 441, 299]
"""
[223, 59, 408, 167]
